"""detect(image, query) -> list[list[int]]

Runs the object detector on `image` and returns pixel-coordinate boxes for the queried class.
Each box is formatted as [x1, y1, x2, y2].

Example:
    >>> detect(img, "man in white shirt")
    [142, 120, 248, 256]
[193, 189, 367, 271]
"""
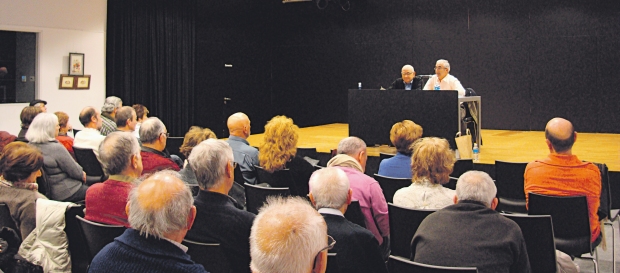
[423, 59, 466, 96]
[73, 106, 106, 158]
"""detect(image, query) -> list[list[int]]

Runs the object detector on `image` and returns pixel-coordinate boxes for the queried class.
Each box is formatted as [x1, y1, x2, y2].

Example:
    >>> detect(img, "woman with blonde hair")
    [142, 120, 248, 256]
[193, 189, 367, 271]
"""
[393, 137, 456, 209]
[178, 126, 217, 185]
[258, 115, 314, 196]
[378, 120, 423, 178]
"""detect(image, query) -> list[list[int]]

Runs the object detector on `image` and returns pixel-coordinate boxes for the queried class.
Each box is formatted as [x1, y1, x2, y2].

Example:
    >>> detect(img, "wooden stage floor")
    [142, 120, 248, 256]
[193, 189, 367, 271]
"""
[247, 123, 620, 172]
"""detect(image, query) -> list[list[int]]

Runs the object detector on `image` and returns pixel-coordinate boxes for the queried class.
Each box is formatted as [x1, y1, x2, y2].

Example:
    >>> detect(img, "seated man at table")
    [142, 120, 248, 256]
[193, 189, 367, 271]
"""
[389, 64, 423, 90]
[423, 59, 465, 96]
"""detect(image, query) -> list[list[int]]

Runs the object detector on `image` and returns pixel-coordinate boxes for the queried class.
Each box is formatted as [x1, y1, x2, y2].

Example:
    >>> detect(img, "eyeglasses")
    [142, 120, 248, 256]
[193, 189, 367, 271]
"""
[230, 161, 238, 169]
[434, 66, 446, 70]
[401, 72, 414, 76]
[161, 132, 169, 137]
[312, 235, 336, 270]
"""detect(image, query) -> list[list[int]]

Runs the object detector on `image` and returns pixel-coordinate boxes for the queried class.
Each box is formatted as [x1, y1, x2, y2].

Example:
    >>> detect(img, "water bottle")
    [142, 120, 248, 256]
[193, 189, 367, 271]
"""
[473, 143, 479, 162]
[358, 82, 362, 90]
[434, 81, 440, 90]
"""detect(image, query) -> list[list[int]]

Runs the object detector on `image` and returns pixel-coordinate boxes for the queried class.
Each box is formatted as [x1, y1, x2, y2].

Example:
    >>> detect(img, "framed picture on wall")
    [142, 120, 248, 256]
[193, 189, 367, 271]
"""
[76, 75, 91, 89]
[68, 53, 84, 76]
[59, 75, 75, 89]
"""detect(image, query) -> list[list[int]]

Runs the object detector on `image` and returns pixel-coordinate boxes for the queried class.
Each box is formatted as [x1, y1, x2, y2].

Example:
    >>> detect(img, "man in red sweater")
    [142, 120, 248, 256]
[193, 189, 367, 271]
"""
[85, 132, 143, 227]
[139, 117, 180, 174]
[524, 117, 601, 244]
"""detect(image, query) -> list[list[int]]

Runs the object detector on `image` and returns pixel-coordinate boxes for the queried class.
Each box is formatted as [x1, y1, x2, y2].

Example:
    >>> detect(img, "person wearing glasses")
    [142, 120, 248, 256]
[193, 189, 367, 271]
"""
[250, 196, 331, 273]
[185, 139, 255, 273]
[309, 167, 388, 273]
[389, 64, 423, 90]
[139, 117, 180, 175]
[423, 59, 466, 96]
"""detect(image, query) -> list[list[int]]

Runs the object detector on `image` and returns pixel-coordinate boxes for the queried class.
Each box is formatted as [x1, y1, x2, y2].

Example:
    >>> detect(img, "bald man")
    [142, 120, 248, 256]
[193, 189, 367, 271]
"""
[88, 170, 207, 273]
[389, 65, 423, 90]
[524, 117, 602, 245]
[226, 112, 259, 184]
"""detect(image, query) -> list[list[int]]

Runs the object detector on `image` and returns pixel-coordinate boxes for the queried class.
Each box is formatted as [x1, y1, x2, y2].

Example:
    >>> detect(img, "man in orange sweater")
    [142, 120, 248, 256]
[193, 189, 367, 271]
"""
[524, 117, 601, 244]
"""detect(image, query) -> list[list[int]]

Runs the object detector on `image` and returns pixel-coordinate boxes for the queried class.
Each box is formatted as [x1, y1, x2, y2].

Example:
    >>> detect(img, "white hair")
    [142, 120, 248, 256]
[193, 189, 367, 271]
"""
[188, 139, 233, 190]
[337, 136, 366, 156]
[99, 132, 141, 175]
[127, 170, 193, 239]
[455, 171, 496, 207]
[402, 64, 415, 72]
[309, 167, 350, 209]
[139, 117, 166, 143]
[250, 196, 327, 273]
[437, 59, 451, 72]
[101, 96, 123, 113]
[25, 113, 58, 143]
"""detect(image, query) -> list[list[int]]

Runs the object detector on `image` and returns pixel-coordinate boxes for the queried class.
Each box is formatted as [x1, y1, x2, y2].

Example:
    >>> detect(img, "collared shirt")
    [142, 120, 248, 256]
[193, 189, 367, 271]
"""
[423, 74, 466, 96]
[73, 127, 106, 158]
[318, 207, 344, 217]
[404, 80, 413, 90]
[163, 237, 189, 253]
[100, 114, 117, 136]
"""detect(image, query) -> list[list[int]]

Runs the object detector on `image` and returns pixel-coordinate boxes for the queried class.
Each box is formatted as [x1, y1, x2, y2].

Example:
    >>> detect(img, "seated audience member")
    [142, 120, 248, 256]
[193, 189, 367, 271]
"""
[54, 111, 75, 159]
[309, 167, 388, 273]
[185, 139, 255, 273]
[258, 115, 314, 196]
[16, 106, 42, 142]
[178, 126, 216, 185]
[0, 142, 47, 239]
[27, 113, 87, 202]
[327, 137, 389, 259]
[250, 196, 330, 273]
[88, 170, 206, 273]
[85, 132, 142, 227]
[100, 96, 122, 136]
[227, 112, 259, 184]
[524, 117, 602, 245]
[132, 104, 149, 139]
[393, 137, 456, 209]
[73, 106, 106, 158]
[139, 117, 180, 174]
[423, 59, 466, 96]
[411, 171, 531, 273]
[389, 65, 423, 90]
[115, 106, 138, 133]
[378, 120, 423, 178]
[29, 99, 47, 113]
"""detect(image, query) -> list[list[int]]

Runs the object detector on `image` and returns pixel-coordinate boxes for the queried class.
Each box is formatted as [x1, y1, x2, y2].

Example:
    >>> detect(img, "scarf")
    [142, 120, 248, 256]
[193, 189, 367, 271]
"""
[326, 154, 364, 173]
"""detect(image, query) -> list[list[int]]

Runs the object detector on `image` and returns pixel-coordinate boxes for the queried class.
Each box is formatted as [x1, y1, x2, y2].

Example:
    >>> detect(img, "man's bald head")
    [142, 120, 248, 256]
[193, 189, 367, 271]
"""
[545, 117, 576, 153]
[227, 112, 251, 139]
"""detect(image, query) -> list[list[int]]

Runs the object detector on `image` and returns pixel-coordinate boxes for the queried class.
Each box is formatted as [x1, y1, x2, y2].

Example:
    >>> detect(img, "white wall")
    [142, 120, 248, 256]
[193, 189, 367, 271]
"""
[0, 0, 107, 135]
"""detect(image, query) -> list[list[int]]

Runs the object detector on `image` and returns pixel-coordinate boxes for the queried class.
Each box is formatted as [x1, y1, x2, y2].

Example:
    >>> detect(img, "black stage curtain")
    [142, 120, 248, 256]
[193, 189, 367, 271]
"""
[106, 0, 195, 136]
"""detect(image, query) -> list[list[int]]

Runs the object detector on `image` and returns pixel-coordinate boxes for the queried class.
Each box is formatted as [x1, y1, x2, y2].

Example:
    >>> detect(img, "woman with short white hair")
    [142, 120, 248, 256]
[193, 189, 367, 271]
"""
[27, 113, 87, 202]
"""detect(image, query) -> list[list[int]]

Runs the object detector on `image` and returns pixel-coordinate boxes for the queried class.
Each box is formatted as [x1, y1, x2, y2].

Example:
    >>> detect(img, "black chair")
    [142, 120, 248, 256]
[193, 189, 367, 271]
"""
[244, 183, 290, 214]
[379, 152, 394, 162]
[502, 214, 557, 273]
[388, 203, 436, 258]
[596, 162, 616, 273]
[443, 176, 458, 191]
[64, 204, 90, 273]
[165, 136, 186, 161]
[255, 166, 298, 194]
[325, 253, 339, 273]
[233, 164, 245, 185]
[494, 160, 528, 213]
[183, 239, 231, 273]
[75, 215, 126, 262]
[451, 159, 474, 178]
[73, 147, 107, 184]
[36, 168, 50, 197]
[528, 193, 599, 272]
[343, 200, 366, 228]
[297, 147, 318, 160]
[0, 203, 18, 234]
[389, 255, 477, 273]
[374, 174, 410, 203]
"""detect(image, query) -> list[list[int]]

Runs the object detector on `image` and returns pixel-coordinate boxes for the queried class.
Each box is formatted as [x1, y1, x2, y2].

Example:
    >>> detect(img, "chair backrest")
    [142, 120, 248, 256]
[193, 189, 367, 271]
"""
[389, 255, 477, 273]
[73, 147, 105, 177]
[374, 174, 411, 203]
[0, 203, 18, 233]
[255, 166, 298, 193]
[379, 152, 395, 162]
[343, 200, 366, 228]
[297, 147, 318, 160]
[75, 215, 126, 261]
[443, 176, 458, 191]
[65, 204, 89, 273]
[451, 159, 474, 178]
[244, 183, 290, 214]
[165, 136, 186, 161]
[325, 253, 339, 273]
[183, 239, 231, 273]
[388, 203, 436, 258]
[592, 162, 610, 221]
[36, 168, 50, 197]
[494, 160, 528, 213]
[233, 163, 245, 185]
[503, 214, 557, 273]
[527, 192, 592, 256]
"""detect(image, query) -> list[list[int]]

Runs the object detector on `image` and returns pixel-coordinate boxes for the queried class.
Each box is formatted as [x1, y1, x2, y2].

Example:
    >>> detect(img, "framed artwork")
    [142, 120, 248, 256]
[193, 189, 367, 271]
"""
[68, 53, 85, 76]
[76, 75, 91, 89]
[59, 75, 75, 89]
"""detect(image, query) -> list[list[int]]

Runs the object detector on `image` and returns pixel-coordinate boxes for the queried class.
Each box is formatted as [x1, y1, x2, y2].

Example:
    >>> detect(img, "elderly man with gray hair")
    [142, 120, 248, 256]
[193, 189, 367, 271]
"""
[327, 136, 389, 260]
[410, 171, 531, 273]
[389, 64, 423, 90]
[88, 170, 206, 273]
[185, 139, 256, 273]
[423, 59, 466, 96]
[100, 96, 122, 136]
[250, 196, 331, 273]
[309, 167, 388, 273]
[84, 132, 142, 227]
[140, 117, 180, 175]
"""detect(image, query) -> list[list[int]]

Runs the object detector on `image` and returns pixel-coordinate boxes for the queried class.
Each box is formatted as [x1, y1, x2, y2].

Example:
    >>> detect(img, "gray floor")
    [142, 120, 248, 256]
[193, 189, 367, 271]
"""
[575, 219, 619, 273]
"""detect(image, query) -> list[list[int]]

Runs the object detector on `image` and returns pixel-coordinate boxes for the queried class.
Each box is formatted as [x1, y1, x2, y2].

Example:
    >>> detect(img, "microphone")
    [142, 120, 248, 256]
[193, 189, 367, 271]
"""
[419, 75, 434, 79]
[223, 97, 232, 101]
